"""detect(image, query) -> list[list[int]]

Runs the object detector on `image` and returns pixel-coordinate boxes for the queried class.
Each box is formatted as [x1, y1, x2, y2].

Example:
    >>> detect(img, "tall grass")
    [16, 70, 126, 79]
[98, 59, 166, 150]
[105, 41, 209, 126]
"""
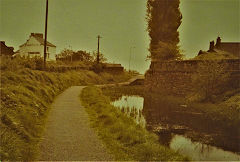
[80, 86, 188, 161]
[0, 56, 90, 71]
[0, 60, 131, 160]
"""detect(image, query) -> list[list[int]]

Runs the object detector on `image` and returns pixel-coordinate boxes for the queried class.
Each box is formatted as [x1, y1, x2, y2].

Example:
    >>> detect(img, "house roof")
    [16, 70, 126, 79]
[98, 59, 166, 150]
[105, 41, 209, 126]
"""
[0, 41, 14, 55]
[20, 33, 56, 47]
[194, 49, 238, 60]
[34, 36, 56, 47]
[197, 37, 240, 59]
[215, 42, 240, 58]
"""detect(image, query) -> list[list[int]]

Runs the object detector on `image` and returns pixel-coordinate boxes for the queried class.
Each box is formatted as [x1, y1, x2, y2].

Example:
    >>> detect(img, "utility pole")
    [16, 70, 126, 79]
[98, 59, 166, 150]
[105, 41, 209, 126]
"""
[97, 35, 102, 64]
[69, 45, 73, 62]
[129, 46, 135, 72]
[43, 0, 48, 69]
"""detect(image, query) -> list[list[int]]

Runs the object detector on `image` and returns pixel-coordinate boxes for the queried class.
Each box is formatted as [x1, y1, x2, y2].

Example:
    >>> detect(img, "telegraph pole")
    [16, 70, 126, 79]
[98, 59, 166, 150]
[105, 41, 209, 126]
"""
[69, 45, 73, 62]
[43, 0, 48, 69]
[129, 46, 135, 72]
[97, 35, 102, 64]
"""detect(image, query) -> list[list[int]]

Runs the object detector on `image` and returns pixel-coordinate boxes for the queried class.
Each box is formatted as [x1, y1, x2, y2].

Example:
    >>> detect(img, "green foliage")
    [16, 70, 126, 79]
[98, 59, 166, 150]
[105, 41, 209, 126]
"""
[92, 51, 107, 63]
[56, 48, 94, 62]
[73, 50, 93, 62]
[80, 86, 188, 161]
[34, 57, 45, 70]
[0, 63, 132, 160]
[149, 41, 183, 60]
[146, 0, 182, 60]
[0, 56, 93, 72]
[0, 56, 45, 71]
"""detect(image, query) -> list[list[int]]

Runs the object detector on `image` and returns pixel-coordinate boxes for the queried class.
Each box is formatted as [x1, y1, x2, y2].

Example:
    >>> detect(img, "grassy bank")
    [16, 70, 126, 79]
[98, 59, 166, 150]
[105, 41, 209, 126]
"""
[80, 86, 188, 161]
[0, 67, 131, 160]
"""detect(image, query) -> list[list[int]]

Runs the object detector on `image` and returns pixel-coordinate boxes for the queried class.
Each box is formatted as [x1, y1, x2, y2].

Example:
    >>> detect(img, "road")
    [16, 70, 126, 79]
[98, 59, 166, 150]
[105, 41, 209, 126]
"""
[38, 75, 144, 160]
[38, 86, 113, 161]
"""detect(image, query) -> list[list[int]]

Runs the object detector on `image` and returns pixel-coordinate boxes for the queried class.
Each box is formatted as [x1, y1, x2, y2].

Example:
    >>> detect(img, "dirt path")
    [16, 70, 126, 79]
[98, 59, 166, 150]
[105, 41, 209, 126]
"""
[38, 86, 113, 161]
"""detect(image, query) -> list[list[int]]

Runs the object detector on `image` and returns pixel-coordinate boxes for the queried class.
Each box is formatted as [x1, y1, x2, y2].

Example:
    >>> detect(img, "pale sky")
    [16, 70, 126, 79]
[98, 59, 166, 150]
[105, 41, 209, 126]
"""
[1, 0, 239, 73]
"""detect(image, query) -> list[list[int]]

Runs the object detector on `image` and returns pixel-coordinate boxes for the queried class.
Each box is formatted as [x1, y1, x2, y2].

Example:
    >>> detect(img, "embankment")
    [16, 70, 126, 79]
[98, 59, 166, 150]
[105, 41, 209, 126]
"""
[0, 68, 131, 161]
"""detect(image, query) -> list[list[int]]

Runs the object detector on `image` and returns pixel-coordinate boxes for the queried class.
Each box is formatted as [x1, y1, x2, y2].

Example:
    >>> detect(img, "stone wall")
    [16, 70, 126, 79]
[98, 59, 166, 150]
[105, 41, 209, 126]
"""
[145, 59, 240, 96]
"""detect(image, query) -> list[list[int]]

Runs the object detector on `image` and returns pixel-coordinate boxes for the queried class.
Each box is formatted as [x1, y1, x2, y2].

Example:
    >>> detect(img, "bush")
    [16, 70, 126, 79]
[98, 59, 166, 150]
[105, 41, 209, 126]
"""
[34, 58, 44, 70]
[0, 56, 91, 72]
[149, 41, 183, 61]
[0, 56, 44, 71]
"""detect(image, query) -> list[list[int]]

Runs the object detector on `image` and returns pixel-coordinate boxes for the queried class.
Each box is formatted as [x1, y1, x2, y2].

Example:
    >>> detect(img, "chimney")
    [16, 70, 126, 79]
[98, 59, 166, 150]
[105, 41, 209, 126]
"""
[208, 41, 215, 52]
[216, 36, 221, 47]
[31, 33, 43, 38]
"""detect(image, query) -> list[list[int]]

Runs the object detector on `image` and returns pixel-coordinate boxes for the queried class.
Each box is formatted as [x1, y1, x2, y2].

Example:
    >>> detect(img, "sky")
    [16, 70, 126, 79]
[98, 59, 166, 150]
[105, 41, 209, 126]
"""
[1, 0, 239, 73]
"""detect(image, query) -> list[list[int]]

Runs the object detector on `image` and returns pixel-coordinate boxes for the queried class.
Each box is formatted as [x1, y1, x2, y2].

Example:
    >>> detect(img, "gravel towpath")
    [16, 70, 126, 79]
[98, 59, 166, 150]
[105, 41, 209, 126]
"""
[38, 86, 113, 161]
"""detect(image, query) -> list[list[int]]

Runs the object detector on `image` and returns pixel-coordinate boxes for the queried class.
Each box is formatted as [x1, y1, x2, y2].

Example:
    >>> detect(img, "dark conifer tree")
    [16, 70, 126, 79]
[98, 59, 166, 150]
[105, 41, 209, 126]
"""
[146, 0, 182, 60]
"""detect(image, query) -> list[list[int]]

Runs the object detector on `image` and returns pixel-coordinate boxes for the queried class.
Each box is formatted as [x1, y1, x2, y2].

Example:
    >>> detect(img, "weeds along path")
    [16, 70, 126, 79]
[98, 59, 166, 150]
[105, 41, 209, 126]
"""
[38, 86, 113, 161]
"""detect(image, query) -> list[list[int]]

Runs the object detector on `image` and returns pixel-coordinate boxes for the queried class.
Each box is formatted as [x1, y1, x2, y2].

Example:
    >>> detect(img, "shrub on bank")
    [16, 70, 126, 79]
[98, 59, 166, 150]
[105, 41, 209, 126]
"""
[0, 56, 45, 71]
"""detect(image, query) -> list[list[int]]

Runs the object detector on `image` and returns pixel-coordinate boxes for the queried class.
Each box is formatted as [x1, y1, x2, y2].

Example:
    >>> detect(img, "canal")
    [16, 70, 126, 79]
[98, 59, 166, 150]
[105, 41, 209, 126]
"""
[111, 95, 240, 161]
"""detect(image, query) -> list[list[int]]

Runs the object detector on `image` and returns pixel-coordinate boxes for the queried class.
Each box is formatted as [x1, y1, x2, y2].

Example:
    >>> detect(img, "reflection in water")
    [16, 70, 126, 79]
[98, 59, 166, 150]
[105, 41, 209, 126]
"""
[170, 135, 240, 161]
[111, 95, 240, 160]
[143, 95, 240, 153]
[112, 96, 143, 110]
[111, 95, 146, 127]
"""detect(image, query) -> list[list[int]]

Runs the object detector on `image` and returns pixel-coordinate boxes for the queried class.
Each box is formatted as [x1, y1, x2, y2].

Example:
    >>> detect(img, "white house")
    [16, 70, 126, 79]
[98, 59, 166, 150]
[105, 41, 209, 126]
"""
[18, 33, 56, 60]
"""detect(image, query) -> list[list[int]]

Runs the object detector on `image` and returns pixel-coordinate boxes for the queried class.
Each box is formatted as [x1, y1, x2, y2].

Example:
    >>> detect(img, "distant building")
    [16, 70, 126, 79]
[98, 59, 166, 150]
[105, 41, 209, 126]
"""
[214, 37, 240, 58]
[0, 41, 14, 56]
[103, 63, 124, 73]
[18, 33, 56, 60]
[200, 37, 240, 58]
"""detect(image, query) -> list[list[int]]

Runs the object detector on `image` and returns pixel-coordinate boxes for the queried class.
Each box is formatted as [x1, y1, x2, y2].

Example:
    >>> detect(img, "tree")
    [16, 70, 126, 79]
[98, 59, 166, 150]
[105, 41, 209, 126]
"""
[92, 51, 107, 63]
[72, 50, 93, 62]
[56, 49, 94, 62]
[56, 48, 74, 61]
[151, 41, 183, 61]
[146, 0, 182, 61]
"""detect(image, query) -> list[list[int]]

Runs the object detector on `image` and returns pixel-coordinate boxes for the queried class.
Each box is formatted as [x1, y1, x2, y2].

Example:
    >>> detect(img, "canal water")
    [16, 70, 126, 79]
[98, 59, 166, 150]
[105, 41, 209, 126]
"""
[111, 95, 240, 161]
